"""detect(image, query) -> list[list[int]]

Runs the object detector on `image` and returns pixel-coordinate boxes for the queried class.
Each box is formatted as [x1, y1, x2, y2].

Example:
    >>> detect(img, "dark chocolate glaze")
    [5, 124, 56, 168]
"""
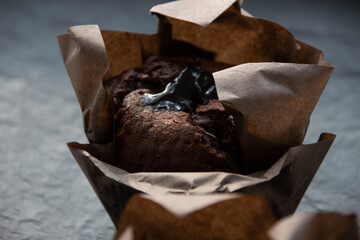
[141, 66, 218, 114]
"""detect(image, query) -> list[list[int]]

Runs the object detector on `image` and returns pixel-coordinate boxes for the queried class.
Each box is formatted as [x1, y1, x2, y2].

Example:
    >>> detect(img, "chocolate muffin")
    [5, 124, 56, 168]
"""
[105, 56, 230, 109]
[105, 56, 242, 173]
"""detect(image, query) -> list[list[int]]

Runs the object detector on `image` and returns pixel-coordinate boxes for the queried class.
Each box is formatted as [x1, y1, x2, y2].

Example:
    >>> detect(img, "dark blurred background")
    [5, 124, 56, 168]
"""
[0, 0, 359, 239]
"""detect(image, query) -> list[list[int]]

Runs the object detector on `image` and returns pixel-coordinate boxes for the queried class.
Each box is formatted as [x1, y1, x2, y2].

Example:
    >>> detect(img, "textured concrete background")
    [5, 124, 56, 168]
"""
[0, 0, 359, 239]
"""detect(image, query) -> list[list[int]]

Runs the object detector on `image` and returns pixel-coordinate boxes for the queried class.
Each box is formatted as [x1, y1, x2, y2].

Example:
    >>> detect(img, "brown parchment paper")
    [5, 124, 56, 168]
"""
[113, 194, 359, 240]
[141, 193, 242, 218]
[268, 212, 359, 240]
[67, 132, 334, 223]
[57, 25, 112, 144]
[213, 62, 333, 171]
[114, 193, 277, 240]
[58, 0, 335, 224]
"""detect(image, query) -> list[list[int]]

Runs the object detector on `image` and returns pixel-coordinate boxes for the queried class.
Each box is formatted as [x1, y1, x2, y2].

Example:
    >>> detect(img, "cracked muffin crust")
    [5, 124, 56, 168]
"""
[104, 56, 242, 173]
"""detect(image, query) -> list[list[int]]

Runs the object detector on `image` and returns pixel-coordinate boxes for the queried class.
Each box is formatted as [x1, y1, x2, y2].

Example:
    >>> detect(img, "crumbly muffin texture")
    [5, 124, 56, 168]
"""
[104, 56, 242, 173]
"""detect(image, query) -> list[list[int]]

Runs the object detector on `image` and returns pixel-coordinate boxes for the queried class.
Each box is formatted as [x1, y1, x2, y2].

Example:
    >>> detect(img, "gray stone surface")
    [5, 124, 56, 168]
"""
[0, 0, 359, 239]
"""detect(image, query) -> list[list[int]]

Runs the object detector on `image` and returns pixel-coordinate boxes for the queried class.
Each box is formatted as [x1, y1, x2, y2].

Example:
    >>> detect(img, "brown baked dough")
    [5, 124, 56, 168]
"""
[105, 56, 242, 173]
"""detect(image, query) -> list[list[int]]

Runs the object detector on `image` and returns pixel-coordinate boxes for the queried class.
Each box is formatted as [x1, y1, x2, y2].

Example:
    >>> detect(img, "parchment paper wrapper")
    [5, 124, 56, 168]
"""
[58, 0, 335, 224]
[114, 193, 276, 240]
[268, 212, 359, 240]
[114, 194, 359, 240]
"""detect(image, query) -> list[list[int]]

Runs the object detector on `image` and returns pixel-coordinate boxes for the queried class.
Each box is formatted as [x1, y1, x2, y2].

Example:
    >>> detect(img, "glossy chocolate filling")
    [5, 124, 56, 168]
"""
[141, 66, 218, 114]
